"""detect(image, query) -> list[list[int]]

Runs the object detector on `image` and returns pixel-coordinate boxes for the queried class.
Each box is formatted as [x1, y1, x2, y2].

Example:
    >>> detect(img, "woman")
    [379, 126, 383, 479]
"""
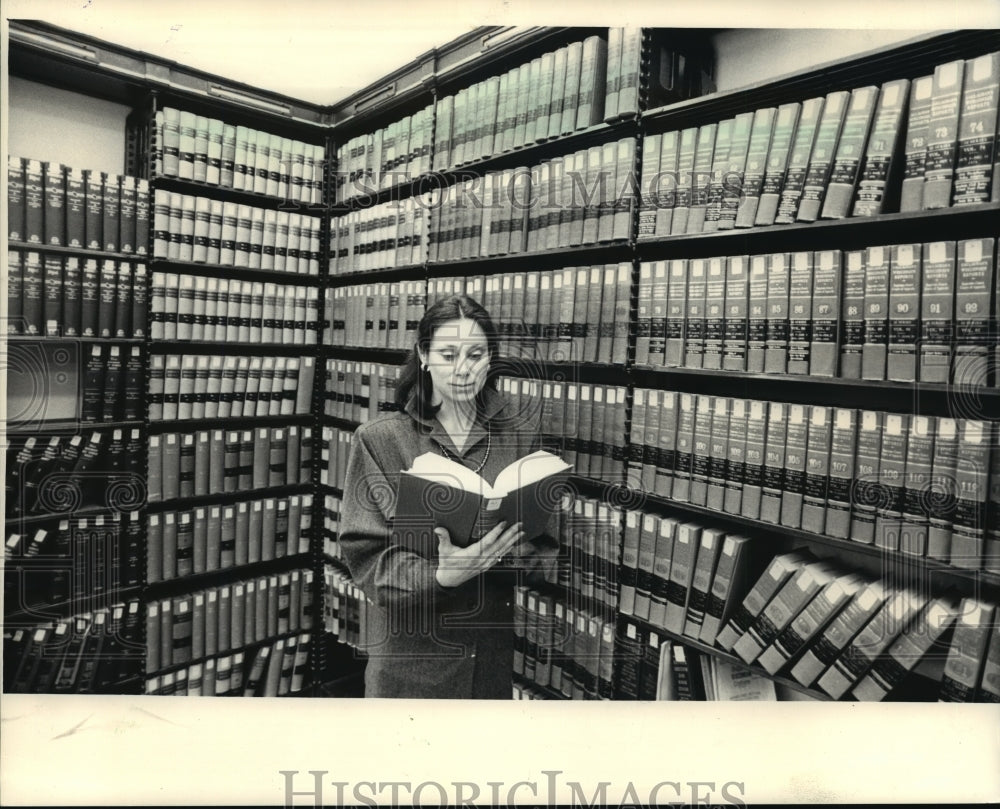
[338, 294, 557, 699]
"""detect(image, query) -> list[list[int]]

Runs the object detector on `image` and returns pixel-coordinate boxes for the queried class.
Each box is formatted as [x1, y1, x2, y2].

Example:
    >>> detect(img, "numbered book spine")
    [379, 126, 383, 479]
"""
[774, 96, 825, 224]
[754, 102, 801, 227]
[796, 89, 851, 222]
[951, 420, 992, 570]
[952, 238, 995, 388]
[852, 78, 911, 216]
[874, 413, 909, 552]
[886, 243, 923, 382]
[746, 255, 768, 373]
[786, 251, 814, 374]
[899, 76, 935, 212]
[850, 410, 883, 545]
[860, 245, 890, 381]
[923, 60, 966, 210]
[819, 86, 879, 219]
[900, 415, 935, 557]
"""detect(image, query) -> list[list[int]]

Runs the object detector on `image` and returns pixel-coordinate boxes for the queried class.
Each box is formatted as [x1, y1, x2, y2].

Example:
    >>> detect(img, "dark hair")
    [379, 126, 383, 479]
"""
[395, 294, 500, 420]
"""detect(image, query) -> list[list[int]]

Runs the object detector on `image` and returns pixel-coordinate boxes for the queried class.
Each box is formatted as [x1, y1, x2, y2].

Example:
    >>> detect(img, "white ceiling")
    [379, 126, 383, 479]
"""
[4, 0, 998, 107]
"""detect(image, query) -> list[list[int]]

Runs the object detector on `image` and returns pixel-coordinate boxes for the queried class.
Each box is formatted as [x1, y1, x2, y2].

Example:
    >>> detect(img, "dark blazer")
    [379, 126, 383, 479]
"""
[338, 386, 549, 699]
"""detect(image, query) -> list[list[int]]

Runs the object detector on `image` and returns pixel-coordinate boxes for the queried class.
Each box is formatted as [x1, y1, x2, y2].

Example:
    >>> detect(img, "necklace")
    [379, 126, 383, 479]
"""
[438, 425, 491, 474]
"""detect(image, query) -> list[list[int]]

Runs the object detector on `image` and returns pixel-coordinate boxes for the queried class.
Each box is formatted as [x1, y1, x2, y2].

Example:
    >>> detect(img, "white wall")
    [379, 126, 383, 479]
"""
[711, 29, 936, 92]
[8, 76, 130, 172]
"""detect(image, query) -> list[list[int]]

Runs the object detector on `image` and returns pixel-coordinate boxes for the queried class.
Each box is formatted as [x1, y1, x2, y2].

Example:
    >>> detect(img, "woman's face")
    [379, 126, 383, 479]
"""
[419, 317, 490, 411]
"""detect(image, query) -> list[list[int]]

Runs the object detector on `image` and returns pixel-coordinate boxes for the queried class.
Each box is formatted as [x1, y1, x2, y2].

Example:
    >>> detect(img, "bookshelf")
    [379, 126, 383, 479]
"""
[7, 21, 1000, 701]
[6, 153, 148, 691]
[129, 86, 329, 698]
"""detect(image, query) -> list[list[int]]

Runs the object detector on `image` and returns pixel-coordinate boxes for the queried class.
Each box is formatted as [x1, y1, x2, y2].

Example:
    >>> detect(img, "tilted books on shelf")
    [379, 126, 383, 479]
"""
[393, 450, 572, 550]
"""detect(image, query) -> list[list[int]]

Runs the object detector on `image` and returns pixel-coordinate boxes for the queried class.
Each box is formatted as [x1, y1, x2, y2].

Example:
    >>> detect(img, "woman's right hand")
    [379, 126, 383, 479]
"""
[434, 521, 525, 589]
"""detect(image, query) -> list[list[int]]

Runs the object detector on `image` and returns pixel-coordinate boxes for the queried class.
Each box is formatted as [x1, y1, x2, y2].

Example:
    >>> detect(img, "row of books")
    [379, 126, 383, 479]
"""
[145, 632, 312, 697]
[635, 240, 999, 386]
[152, 190, 322, 274]
[550, 496, 621, 613]
[426, 140, 636, 262]
[333, 104, 433, 203]
[7, 157, 149, 253]
[627, 390, 999, 571]
[150, 272, 321, 345]
[327, 196, 429, 273]
[323, 360, 400, 424]
[320, 425, 353, 491]
[154, 107, 325, 205]
[513, 588, 617, 700]
[637, 51, 1000, 240]
[637, 637, 782, 701]
[7, 250, 147, 338]
[5, 513, 142, 608]
[326, 282, 425, 350]
[324, 563, 380, 650]
[435, 32, 636, 173]
[6, 429, 143, 517]
[145, 567, 315, 672]
[147, 495, 313, 583]
[715, 549, 1000, 701]
[3, 600, 143, 694]
[148, 354, 315, 421]
[615, 623, 780, 701]
[147, 425, 313, 503]
[323, 492, 343, 559]
[439, 265, 632, 364]
[80, 344, 145, 423]
[537, 380, 628, 482]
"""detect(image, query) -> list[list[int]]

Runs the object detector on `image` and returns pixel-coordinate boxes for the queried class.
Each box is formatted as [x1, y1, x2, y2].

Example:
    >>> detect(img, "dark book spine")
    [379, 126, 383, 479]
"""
[119, 176, 137, 253]
[62, 258, 81, 337]
[97, 261, 117, 339]
[80, 345, 105, 424]
[123, 345, 144, 421]
[114, 264, 131, 338]
[42, 255, 63, 337]
[84, 170, 103, 250]
[21, 251, 44, 336]
[43, 162, 66, 247]
[101, 345, 123, 422]
[7, 249, 23, 335]
[102, 173, 121, 252]
[23, 159, 44, 245]
[80, 260, 100, 338]
[135, 179, 150, 256]
[8, 156, 26, 241]
[65, 168, 86, 248]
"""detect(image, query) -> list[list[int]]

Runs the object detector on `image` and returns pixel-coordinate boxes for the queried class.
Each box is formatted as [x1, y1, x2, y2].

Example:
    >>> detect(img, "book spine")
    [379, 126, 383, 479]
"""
[852, 79, 910, 216]
[746, 255, 769, 373]
[887, 243, 923, 382]
[953, 52, 1000, 205]
[735, 108, 776, 228]
[764, 252, 790, 374]
[850, 410, 884, 545]
[861, 245, 890, 380]
[923, 60, 966, 209]
[818, 86, 879, 220]
[774, 97, 824, 224]
[953, 238, 996, 388]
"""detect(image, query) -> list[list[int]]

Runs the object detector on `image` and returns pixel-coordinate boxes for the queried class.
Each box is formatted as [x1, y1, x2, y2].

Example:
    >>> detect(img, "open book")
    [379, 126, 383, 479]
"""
[392, 449, 572, 551]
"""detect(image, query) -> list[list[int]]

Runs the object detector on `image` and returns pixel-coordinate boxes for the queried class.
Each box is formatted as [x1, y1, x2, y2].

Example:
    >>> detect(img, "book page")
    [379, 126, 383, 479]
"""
[406, 451, 492, 494]
[492, 449, 572, 495]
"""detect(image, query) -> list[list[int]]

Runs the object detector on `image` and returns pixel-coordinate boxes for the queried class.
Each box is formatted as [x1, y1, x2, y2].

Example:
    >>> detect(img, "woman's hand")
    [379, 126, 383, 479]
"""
[434, 521, 525, 589]
[507, 534, 560, 580]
